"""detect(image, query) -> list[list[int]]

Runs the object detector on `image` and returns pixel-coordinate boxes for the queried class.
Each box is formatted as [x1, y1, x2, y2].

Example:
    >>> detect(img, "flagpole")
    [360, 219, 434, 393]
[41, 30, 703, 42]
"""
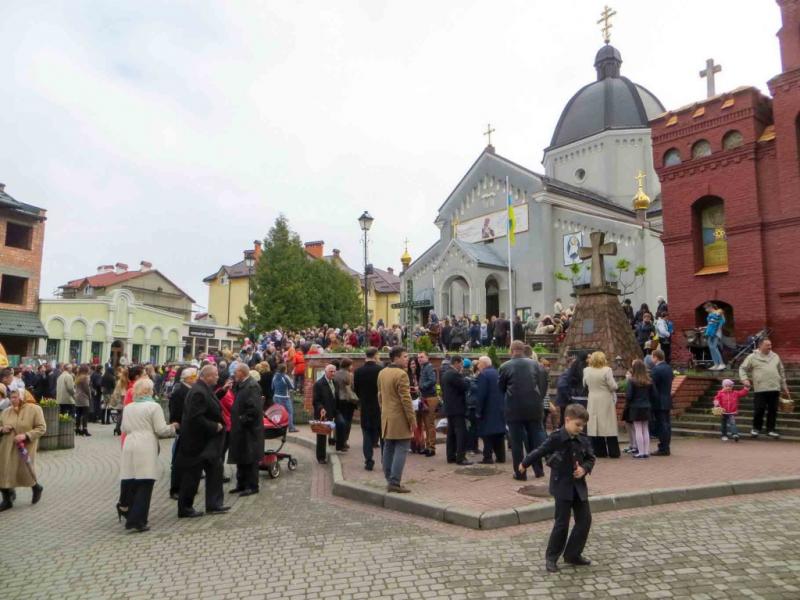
[506, 176, 514, 342]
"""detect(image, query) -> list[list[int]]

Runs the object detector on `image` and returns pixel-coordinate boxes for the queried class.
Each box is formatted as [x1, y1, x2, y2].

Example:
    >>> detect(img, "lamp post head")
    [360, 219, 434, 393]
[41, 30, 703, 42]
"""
[358, 211, 374, 232]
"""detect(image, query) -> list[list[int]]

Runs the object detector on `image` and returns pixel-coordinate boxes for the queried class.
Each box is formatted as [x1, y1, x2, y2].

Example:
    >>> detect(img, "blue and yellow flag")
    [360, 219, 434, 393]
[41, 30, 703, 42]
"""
[507, 191, 516, 246]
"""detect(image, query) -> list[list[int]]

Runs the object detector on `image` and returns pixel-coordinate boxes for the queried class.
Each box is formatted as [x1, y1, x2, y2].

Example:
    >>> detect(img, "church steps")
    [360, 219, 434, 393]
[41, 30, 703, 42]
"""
[671, 427, 800, 443]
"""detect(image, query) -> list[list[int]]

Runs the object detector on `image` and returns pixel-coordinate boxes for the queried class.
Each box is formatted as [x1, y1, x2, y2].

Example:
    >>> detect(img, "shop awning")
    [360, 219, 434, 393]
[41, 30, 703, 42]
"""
[0, 309, 48, 338]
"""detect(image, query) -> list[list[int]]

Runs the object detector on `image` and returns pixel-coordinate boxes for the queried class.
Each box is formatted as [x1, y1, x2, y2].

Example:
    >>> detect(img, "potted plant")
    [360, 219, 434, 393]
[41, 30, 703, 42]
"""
[38, 399, 60, 451]
[57, 413, 75, 449]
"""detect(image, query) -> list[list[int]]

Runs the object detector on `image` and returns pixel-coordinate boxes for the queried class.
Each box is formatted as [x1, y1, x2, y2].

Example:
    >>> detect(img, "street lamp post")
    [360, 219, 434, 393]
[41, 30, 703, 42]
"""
[243, 249, 255, 339]
[358, 211, 374, 348]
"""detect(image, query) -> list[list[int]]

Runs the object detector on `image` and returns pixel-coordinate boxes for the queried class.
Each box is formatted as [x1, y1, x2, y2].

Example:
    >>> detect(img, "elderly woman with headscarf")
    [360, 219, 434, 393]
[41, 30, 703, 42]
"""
[0, 387, 46, 510]
[117, 377, 176, 532]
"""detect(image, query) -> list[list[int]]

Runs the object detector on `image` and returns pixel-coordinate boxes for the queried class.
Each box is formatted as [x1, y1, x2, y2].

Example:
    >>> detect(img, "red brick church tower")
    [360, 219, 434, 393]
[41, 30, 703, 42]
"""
[651, 0, 800, 362]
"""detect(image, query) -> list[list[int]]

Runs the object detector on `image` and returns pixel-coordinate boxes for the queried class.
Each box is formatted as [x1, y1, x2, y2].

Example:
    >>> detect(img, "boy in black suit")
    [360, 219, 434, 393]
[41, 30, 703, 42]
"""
[518, 403, 595, 573]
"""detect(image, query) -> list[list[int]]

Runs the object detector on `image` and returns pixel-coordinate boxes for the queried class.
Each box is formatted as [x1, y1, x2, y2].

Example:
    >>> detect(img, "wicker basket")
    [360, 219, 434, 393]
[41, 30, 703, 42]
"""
[310, 421, 334, 436]
[711, 406, 724, 417]
[778, 394, 794, 414]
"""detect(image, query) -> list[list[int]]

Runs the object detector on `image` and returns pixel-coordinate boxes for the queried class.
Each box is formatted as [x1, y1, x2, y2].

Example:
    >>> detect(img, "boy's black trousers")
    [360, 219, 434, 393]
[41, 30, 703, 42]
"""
[546, 493, 592, 562]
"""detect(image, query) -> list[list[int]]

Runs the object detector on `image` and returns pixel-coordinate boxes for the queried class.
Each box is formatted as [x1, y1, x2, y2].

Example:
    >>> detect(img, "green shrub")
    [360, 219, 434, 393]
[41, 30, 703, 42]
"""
[416, 335, 434, 353]
[39, 399, 58, 408]
[487, 346, 500, 369]
[58, 413, 75, 423]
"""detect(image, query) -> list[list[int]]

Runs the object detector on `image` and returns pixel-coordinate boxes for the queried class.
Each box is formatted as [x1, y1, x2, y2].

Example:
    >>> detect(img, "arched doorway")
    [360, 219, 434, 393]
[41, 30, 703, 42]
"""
[441, 276, 471, 318]
[485, 276, 500, 319]
[695, 300, 735, 348]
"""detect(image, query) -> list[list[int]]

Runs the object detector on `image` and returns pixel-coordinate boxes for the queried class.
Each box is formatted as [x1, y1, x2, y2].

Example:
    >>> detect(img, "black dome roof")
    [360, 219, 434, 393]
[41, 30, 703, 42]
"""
[548, 45, 665, 150]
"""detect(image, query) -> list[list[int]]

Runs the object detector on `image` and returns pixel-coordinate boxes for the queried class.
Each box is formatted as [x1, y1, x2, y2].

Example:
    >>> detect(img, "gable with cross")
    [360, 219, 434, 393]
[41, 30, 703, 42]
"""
[578, 231, 617, 288]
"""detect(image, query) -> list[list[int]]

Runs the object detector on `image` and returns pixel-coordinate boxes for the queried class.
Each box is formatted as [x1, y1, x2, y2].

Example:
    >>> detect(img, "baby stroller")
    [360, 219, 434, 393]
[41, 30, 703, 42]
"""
[259, 403, 298, 479]
[729, 327, 772, 368]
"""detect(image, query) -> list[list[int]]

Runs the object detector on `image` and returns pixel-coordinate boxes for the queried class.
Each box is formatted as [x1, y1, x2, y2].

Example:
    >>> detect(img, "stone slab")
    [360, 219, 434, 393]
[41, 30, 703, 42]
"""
[588, 494, 617, 513]
[331, 481, 385, 507]
[480, 509, 519, 530]
[682, 482, 735, 501]
[612, 491, 653, 510]
[732, 477, 800, 495]
[650, 487, 688, 505]
[515, 502, 555, 525]
[443, 506, 482, 529]
[384, 493, 447, 521]
[330, 454, 343, 483]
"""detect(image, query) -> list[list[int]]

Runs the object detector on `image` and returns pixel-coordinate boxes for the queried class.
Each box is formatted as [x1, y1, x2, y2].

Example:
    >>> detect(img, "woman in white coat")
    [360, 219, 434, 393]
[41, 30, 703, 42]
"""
[583, 351, 620, 458]
[118, 377, 175, 532]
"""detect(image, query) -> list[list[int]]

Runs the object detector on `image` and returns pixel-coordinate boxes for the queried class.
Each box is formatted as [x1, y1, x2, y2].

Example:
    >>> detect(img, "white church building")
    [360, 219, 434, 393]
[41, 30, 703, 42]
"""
[401, 43, 667, 323]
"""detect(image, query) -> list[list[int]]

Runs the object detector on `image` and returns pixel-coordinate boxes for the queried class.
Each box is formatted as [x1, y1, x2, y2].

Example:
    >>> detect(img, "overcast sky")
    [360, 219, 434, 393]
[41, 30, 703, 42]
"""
[2, 1, 781, 309]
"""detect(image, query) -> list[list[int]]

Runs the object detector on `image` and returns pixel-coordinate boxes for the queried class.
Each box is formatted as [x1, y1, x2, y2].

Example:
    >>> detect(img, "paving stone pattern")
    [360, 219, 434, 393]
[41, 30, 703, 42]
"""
[2, 424, 799, 600]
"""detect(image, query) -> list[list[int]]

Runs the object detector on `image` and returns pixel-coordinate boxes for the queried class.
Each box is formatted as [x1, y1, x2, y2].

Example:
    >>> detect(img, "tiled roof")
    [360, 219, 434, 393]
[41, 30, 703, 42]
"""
[370, 267, 401, 294]
[453, 239, 508, 268]
[0, 309, 47, 338]
[0, 187, 45, 218]
[203, 259, 254, 282]
[61, 269, 195, 302]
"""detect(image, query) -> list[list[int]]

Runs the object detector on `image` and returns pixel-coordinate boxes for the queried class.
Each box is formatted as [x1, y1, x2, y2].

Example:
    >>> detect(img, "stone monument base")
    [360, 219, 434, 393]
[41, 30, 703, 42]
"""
[558, 285, 643, 374]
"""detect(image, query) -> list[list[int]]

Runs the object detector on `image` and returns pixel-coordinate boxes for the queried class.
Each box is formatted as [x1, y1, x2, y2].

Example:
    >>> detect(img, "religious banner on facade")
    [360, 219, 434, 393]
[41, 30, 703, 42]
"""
[563, 231, 583, 266]
[701, 204, 728, 267]
[456, 203, 529, 243]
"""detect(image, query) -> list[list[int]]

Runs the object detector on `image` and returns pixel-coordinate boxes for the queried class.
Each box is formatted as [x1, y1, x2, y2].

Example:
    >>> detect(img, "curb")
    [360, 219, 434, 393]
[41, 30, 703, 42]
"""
[288, 436, 800, 531]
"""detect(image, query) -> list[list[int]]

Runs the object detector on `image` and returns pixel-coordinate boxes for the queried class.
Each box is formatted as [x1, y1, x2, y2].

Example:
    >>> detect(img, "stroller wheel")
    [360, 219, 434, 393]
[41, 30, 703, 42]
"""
[268, 463, 281, 479]
[287, 458, 298, 471]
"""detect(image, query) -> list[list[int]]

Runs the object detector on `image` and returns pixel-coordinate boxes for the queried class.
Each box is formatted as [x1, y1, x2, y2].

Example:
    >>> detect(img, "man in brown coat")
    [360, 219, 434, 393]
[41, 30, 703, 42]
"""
[377, 346, 415, 493]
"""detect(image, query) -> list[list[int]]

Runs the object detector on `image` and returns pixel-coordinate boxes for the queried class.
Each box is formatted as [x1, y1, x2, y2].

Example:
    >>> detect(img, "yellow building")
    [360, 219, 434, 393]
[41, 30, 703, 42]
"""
[203, 241, 260, 329]
[305, 242, 401, 327]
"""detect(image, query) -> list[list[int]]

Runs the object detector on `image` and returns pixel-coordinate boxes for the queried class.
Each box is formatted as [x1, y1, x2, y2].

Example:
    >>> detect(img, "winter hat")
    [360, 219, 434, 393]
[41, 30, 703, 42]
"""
[722, 379, 734, 387]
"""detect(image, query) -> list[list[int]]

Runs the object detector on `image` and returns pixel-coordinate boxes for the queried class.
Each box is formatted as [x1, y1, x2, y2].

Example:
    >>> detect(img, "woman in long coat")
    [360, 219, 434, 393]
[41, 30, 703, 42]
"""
[0, 388, 46, 510]
[74, 365, 92, 436]
[118, 377, 175, 532]
[583, 351, 620, 458]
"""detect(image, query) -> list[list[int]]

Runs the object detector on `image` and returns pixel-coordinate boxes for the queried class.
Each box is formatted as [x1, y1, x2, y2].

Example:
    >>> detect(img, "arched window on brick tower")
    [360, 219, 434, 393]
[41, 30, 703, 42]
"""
[693, 196, 728, 275]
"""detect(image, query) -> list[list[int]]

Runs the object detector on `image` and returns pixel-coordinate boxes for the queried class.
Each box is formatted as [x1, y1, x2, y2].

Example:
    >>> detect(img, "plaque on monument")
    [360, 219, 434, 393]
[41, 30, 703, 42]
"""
[582, 319, 595, 334]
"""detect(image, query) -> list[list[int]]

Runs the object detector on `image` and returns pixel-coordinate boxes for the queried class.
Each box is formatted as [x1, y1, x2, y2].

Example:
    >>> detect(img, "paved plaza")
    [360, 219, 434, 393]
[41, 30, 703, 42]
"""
[1, 424, 799, 600]
[294, 426, 800, 512]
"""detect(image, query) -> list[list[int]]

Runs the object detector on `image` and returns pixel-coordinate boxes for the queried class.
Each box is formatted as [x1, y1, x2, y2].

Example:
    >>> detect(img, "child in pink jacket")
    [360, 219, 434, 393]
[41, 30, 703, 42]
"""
[713, 379, 750, 441]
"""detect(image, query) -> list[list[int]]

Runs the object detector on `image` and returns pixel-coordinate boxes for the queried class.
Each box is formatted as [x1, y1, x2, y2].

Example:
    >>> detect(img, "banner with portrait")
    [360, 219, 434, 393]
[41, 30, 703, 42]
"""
[455, 203, 529, 243]
[563, 232, 583, 266]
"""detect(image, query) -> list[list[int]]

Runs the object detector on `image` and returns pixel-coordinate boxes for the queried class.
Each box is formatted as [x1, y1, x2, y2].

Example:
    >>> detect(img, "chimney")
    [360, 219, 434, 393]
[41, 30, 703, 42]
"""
[0, 183, 5, 192]
[253, 240, 262, 262]
[97, 265, 115, 274]
[304, 240, 324, 259]
[332, 248, 340, 258]
[115, 262, 128, 274]
[140, 261, 153, 272]
[777, 0, 800, 72]
[387, 267, 394, 275]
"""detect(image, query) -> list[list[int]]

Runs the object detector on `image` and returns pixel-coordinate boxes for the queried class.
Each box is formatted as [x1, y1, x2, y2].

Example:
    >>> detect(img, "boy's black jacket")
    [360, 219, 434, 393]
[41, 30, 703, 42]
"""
[521, 428, 596, 501]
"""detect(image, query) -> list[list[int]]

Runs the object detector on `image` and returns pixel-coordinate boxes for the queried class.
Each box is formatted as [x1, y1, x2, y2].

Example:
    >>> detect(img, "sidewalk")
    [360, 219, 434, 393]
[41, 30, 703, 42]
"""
[291, 425, 800, 512]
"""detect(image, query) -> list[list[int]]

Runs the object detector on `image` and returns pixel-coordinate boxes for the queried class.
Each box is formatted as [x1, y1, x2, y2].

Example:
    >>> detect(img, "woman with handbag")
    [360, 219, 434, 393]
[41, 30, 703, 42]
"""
[74, 365, 92, 436]
[334, 359, 358, 452]
[583, 351, 620, 458]
[0, 388, 46, 511]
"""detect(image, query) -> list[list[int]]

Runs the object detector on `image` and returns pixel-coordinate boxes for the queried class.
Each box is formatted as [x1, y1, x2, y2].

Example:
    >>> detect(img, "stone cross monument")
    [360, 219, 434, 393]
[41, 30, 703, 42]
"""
[578, 231, 617, 289]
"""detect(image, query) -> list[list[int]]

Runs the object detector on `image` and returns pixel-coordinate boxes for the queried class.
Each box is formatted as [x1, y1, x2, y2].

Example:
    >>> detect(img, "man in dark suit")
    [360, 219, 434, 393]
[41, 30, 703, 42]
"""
[175, 365, 230, 518]
[493, 312, 510, 347]
[650, 349, 674, 456]
[441, 356, 472, 466]
[520, 403, 595, 573]
[353, 347, 383, 471]
[168, 367, 196, 499]
[227, 364, 265, 496]
[312, 364, 338, 464]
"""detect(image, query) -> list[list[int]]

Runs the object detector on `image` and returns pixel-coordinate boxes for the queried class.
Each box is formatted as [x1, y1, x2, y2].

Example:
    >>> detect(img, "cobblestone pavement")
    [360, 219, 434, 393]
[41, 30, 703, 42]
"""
[293, 426, 800, 511]
[2, 424, 799, 600]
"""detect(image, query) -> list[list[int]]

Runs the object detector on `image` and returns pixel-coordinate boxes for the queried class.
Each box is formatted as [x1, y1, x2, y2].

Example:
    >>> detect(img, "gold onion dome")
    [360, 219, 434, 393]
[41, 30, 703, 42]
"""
[401, 244, 412, 266]
[632, 170, 651, 211]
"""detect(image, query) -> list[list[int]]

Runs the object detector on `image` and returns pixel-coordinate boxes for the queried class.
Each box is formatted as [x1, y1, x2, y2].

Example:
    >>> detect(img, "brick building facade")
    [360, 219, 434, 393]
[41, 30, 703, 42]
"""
[0, 182, 48, 360]
[651, 0, 800, 362]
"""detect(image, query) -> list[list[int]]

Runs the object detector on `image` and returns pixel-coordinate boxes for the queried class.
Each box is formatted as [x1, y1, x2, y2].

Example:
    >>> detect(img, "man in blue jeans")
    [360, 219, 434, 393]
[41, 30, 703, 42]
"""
[377, 346, 415, 493]
[499, 341, 549, 480]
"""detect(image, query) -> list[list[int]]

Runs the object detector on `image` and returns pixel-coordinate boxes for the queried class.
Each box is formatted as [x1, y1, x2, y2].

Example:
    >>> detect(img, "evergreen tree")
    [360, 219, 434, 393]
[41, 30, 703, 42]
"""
[244, 214, 363, 332]
[245, 215, 314, 331]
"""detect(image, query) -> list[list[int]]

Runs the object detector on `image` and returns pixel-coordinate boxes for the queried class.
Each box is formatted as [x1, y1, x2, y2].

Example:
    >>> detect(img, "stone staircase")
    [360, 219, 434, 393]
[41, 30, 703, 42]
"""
[672, 369, 800, 442]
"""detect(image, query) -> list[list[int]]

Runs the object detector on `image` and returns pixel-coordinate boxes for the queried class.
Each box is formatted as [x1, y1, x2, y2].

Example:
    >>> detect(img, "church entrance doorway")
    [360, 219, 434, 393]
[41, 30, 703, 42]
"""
[485, 276, 500, 319]
[441, 276, 470, 318]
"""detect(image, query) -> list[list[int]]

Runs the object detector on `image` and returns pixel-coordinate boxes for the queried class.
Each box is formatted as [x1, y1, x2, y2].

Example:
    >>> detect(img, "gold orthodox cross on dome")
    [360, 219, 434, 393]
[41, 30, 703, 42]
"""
[597, 5, 617, 44]
[452, 217, 460, 239]
[635, 170, 646, 188]
[484, 123, 495, 147]
[579, 231, 618, 289]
